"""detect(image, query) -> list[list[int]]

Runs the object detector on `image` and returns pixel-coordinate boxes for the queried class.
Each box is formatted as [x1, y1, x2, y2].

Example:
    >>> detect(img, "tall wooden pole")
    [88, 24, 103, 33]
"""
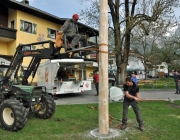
[99, 0, 109, 134]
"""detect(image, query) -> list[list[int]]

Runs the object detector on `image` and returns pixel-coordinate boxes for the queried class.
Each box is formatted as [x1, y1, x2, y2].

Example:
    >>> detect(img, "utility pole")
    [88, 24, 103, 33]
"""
[99, 0, 109, 134]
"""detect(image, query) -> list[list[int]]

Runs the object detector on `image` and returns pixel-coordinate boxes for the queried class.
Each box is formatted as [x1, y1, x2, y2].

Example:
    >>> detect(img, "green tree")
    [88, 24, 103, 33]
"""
[78, 0, 180, 85]
[130, 20, 171, 79]
[158, 34, 180, 72]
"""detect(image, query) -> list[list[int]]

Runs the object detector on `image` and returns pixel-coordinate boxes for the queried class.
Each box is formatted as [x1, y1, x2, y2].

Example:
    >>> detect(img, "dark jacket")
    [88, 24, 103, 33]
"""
[174, 73, 180, 82]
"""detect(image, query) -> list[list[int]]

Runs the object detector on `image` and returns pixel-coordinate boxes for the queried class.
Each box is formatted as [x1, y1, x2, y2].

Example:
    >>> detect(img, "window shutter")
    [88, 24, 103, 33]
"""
[32, 23, 37, 34]
[20, 19, 24, 31]
[47, 28, 51, 38]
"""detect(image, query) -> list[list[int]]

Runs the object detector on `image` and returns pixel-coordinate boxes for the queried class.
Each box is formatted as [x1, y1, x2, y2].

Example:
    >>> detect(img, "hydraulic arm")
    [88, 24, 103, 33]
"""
[1, 40, 68, 88]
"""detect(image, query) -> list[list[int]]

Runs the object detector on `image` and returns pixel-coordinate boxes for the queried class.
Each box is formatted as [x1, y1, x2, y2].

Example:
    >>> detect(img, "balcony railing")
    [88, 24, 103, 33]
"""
[0, 26, 17, 40]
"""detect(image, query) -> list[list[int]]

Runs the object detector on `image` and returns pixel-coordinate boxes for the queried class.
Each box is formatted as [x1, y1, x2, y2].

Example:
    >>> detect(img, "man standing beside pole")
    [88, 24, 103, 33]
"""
[121, 77, 144, 131]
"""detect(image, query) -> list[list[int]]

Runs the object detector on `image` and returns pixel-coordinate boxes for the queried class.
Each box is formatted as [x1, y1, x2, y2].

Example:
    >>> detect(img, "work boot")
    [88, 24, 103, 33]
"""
[120, 124, 127, 130]
[139, 125, 144, 131]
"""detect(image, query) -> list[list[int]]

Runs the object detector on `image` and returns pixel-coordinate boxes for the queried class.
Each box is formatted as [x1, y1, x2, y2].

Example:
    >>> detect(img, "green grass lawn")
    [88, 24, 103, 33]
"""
[1, 100, 180, 140]
[139, 78, 176, 90]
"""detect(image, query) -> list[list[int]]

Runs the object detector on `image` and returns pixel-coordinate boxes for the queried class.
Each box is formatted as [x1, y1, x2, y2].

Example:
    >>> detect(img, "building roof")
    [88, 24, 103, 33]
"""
[0, 0, 99, 37]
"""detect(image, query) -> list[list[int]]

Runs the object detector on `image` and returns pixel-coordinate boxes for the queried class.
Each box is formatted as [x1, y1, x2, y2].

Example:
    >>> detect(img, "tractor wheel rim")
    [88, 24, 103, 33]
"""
[39, 103, 46, 114]
[3, 107, 14, 125]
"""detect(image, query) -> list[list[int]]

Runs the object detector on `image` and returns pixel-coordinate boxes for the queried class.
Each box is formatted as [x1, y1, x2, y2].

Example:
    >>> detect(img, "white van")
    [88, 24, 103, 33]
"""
[37, 59, 95, 95]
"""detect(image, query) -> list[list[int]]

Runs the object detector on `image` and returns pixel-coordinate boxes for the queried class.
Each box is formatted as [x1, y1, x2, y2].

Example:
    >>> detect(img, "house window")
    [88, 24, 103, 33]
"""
[10, 20, 14, 29]
[22, 45, 31, 51]
[20, 19, 37, 34]
[21, 45, 36, 51]
[47, 28, 57, 39]
[24, 21, 32, 33]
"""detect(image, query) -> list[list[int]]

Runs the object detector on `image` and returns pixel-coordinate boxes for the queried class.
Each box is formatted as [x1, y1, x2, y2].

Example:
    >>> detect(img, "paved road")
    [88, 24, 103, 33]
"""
[54, 86, 98, 105]
[54, 85, 180, 105]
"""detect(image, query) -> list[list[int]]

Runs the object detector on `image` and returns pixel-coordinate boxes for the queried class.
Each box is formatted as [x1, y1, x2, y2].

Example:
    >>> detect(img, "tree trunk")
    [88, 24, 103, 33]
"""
[115, 53, 124, 86]
[145, 66, 147, 80]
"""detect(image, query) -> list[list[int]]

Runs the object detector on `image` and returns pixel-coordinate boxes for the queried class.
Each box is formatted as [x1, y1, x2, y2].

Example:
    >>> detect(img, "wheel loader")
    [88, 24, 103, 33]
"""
[0, 37, 97, 131]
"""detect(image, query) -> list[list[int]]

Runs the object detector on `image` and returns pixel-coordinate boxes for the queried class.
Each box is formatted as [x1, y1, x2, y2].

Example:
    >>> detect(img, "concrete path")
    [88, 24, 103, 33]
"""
[54, 85, 180, 105]
[140, 90, 180, 101]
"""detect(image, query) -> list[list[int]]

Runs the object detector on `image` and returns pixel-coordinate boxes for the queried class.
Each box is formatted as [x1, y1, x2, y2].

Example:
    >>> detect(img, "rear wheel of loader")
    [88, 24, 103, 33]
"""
[0, 99, 27, 131]
[35, 94, 56, 119]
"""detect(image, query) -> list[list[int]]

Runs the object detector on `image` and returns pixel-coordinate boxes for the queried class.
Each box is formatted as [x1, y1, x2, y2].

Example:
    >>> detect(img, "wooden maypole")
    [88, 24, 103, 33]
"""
[99, 0, 109, 134]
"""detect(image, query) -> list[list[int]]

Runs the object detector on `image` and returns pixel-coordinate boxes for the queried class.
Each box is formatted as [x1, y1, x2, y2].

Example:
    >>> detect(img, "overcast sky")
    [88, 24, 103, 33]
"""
[16, 0, 90, 18]
[16, 0, 180, 20]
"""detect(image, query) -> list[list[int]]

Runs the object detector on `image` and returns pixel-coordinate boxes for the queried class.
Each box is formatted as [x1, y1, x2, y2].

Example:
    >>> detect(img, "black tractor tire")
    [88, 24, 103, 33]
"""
[0, 99, 28, 131]
[35, 94, 56, 119]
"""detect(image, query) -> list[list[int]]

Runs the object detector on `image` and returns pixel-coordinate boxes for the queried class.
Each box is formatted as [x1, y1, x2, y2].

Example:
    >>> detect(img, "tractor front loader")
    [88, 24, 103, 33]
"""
[0, 40, 66, 131]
